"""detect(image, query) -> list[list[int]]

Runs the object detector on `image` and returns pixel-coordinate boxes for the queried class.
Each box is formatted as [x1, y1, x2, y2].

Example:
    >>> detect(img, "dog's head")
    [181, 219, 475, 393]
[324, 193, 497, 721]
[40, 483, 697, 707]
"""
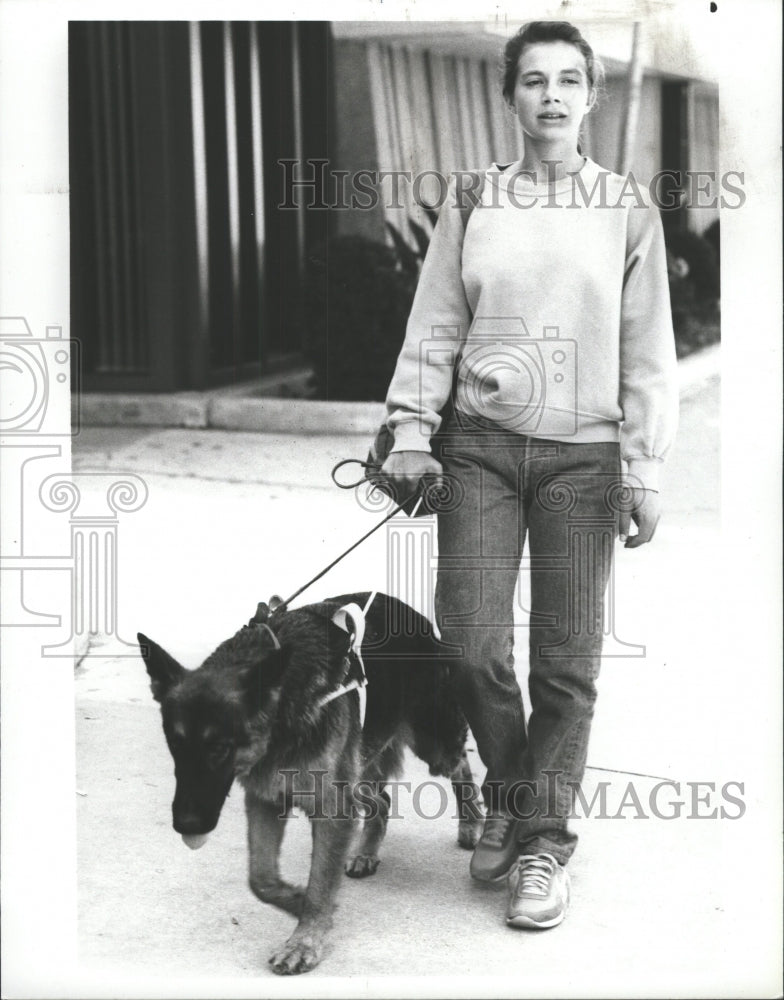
[137, 622, 284, 849]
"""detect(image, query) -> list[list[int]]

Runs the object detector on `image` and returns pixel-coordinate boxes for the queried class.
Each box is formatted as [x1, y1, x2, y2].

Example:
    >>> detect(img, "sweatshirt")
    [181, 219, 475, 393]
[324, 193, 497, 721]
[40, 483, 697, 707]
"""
[385, 156, 679, 492]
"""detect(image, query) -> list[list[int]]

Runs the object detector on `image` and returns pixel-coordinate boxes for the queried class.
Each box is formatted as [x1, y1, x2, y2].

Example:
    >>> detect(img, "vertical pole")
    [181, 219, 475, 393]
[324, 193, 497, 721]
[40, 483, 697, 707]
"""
[249, 23, 266, 369]
[291, 22, 306, 288]
[618, 21, 644, 176]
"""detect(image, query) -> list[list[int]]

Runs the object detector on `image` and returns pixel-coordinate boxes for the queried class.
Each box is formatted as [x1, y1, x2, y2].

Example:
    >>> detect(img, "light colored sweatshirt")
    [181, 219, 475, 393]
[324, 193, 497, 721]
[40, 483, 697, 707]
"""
[385, 157, 679, 491]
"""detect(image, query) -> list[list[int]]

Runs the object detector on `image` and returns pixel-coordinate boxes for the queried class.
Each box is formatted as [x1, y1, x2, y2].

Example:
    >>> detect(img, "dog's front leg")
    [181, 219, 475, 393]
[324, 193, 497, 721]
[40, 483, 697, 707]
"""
[245, 788, 304, 917]
[268, 809, 355, 975]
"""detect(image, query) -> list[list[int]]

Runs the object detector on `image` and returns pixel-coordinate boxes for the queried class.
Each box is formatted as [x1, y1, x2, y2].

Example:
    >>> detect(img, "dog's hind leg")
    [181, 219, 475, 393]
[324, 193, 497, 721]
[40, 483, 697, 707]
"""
[344, 784, 389, 878]
[345, 743, 402, 878]
[245, 788, 304, 917]
[268, 797, 355, 975]
[450, 750, 485, 850]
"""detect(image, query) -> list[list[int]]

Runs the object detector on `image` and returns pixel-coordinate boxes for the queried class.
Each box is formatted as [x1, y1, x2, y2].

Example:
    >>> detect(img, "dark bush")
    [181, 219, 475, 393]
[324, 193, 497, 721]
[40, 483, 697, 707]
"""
[302, 235, 417, 401]
[664, 228, 720, 301]
[665, 226, 721, 359]
[670, 294, 721, 359]
[703, 218, 720, 262]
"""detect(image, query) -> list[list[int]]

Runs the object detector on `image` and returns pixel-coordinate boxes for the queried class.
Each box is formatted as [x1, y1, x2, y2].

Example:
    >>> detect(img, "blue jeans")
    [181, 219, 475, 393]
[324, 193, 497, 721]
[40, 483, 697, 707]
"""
[434, 411, 622, 865]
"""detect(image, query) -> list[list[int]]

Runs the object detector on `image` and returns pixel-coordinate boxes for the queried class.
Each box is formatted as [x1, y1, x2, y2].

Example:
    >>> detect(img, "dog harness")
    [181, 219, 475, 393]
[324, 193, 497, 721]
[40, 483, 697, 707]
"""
[249, 593, 374, 728]
[317, 592, 375, 727]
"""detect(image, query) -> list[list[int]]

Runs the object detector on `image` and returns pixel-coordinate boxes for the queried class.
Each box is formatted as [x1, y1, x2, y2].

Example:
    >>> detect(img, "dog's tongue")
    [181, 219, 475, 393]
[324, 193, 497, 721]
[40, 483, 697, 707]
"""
[182, 832, 209, 850]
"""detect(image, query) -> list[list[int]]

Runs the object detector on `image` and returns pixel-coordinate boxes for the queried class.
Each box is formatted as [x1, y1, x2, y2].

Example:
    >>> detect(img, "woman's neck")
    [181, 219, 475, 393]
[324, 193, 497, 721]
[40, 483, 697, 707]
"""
[519, 141, 585, 184]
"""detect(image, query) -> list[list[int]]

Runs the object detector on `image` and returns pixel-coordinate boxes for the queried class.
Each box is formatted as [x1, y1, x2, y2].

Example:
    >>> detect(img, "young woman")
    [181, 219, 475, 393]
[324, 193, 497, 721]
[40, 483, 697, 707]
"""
[381, 21, 678, 929]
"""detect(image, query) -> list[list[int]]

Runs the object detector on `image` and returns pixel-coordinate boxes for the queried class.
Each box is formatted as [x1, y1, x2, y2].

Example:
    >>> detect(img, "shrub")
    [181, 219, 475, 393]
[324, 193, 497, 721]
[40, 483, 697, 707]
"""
[664, 228, 720, 301]
[302, 235, 417, 401]
[669, 281, 721, 359]
[703, 218, 720, 262]
[664, 226, 721, 359]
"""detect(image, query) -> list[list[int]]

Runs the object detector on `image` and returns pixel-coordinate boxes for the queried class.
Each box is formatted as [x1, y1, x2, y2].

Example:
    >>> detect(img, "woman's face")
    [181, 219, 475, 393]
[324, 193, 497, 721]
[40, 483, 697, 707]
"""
[510, 41, 595, 147]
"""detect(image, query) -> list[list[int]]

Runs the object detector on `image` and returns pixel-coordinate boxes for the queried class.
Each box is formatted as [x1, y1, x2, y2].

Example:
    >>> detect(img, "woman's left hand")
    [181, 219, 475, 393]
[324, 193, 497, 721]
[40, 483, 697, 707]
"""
[619, 488, 661, 548]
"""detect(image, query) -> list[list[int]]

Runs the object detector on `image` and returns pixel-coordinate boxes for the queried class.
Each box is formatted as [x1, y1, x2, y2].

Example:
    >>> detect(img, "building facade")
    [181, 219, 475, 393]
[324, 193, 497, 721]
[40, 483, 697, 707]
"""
[70, 20, 718, 392]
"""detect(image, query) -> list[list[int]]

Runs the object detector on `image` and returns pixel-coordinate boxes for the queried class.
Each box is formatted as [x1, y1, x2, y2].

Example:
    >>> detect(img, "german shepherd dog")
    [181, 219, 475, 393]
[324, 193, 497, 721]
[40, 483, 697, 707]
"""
[139, 592, 484, 975]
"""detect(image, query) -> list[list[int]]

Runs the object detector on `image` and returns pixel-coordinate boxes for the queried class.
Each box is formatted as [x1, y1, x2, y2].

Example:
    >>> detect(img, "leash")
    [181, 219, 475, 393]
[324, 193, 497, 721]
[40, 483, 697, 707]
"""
[277, 467, 422, 611]
[257, 466, 431, 728]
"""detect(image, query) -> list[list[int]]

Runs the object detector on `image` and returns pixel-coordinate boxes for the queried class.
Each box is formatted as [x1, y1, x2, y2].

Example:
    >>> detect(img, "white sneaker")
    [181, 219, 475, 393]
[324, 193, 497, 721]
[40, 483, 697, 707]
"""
[506, 853, 570, 929]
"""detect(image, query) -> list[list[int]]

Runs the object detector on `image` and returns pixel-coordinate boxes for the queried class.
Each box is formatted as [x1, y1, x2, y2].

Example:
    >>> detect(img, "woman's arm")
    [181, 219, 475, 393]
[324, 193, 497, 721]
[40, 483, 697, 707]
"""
[385, 179, 474, 454]
[619, 200, 680, 493]
[618, 200, 679, 546]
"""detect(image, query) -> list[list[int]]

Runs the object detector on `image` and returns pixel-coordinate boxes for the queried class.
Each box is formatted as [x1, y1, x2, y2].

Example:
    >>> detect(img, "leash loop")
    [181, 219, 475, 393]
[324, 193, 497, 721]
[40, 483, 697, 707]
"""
[330, 458, 378, 491]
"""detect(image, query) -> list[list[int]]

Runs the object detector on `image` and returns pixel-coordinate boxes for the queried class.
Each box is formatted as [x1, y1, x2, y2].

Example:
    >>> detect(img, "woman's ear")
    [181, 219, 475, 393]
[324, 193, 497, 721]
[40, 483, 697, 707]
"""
[586, 88, 597, 113]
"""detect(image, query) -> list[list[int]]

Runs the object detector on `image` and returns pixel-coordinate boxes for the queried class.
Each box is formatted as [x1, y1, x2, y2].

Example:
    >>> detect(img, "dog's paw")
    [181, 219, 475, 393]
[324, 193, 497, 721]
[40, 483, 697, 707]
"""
[268, 934, 324, 975]
[250, 878, 305, 916]
[457, 819, 483, 850]
[344, 853, 380, 878]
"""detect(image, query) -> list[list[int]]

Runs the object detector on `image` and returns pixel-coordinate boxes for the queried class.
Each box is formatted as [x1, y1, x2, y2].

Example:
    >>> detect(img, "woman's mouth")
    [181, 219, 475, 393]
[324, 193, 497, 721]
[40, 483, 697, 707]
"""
[538, 113, 567, 120]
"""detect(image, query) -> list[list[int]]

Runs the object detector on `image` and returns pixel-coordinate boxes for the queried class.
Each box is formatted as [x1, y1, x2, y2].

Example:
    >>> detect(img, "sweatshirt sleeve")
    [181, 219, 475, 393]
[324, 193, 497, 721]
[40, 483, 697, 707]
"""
[619, 201, 680, 491]
[384, 179, 473, 453]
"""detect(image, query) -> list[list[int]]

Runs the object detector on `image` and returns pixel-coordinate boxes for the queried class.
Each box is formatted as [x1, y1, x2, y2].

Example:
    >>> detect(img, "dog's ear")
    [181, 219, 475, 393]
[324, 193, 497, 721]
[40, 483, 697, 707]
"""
[137, 633, 186, 703]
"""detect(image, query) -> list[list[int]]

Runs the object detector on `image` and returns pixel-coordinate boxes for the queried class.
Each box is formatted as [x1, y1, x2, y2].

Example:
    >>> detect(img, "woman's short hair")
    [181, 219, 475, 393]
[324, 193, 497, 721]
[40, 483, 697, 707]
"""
[502, 21, 605, 104]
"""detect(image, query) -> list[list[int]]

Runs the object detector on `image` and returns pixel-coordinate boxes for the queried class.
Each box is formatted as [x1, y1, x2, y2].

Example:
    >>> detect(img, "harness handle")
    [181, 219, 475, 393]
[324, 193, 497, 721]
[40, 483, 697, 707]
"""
[330, 458, 378, 490]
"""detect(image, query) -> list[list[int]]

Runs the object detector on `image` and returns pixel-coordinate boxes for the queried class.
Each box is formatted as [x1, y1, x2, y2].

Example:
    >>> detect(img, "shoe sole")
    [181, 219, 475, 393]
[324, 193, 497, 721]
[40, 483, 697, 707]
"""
[506, 882, 570, 928]
[506, 910, 567, 929]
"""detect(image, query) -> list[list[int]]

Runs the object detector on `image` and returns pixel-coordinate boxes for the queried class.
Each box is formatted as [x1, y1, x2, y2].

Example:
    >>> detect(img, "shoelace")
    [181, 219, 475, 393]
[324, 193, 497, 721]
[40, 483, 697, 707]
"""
[513, 854, 558, 897]
[481, 815, 512, 847]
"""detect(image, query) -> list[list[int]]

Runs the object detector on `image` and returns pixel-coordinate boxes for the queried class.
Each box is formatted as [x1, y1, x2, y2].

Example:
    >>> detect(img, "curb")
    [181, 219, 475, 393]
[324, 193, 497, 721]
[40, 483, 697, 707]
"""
[77, 344, 720, 434]
[209, 397, 386, 435]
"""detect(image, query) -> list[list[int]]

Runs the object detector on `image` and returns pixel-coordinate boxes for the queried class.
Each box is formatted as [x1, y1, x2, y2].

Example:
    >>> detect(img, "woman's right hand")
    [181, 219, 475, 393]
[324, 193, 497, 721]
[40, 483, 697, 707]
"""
[380, 450, 443, 501]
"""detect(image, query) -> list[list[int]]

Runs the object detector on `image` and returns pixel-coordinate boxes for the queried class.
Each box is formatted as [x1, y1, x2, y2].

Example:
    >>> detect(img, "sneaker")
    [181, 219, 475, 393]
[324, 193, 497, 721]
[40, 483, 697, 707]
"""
[506, 853, 570, 929]
[469, 814, 519, 884]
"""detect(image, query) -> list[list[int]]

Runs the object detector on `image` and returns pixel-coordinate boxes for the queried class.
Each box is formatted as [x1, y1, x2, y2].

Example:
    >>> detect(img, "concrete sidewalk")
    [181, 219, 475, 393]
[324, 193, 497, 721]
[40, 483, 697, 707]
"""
[69, 375, 780, 997]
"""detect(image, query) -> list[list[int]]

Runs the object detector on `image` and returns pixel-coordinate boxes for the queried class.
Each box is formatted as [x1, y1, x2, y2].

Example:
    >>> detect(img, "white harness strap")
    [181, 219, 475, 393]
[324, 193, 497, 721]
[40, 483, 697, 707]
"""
[319, 592, 375, 727]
